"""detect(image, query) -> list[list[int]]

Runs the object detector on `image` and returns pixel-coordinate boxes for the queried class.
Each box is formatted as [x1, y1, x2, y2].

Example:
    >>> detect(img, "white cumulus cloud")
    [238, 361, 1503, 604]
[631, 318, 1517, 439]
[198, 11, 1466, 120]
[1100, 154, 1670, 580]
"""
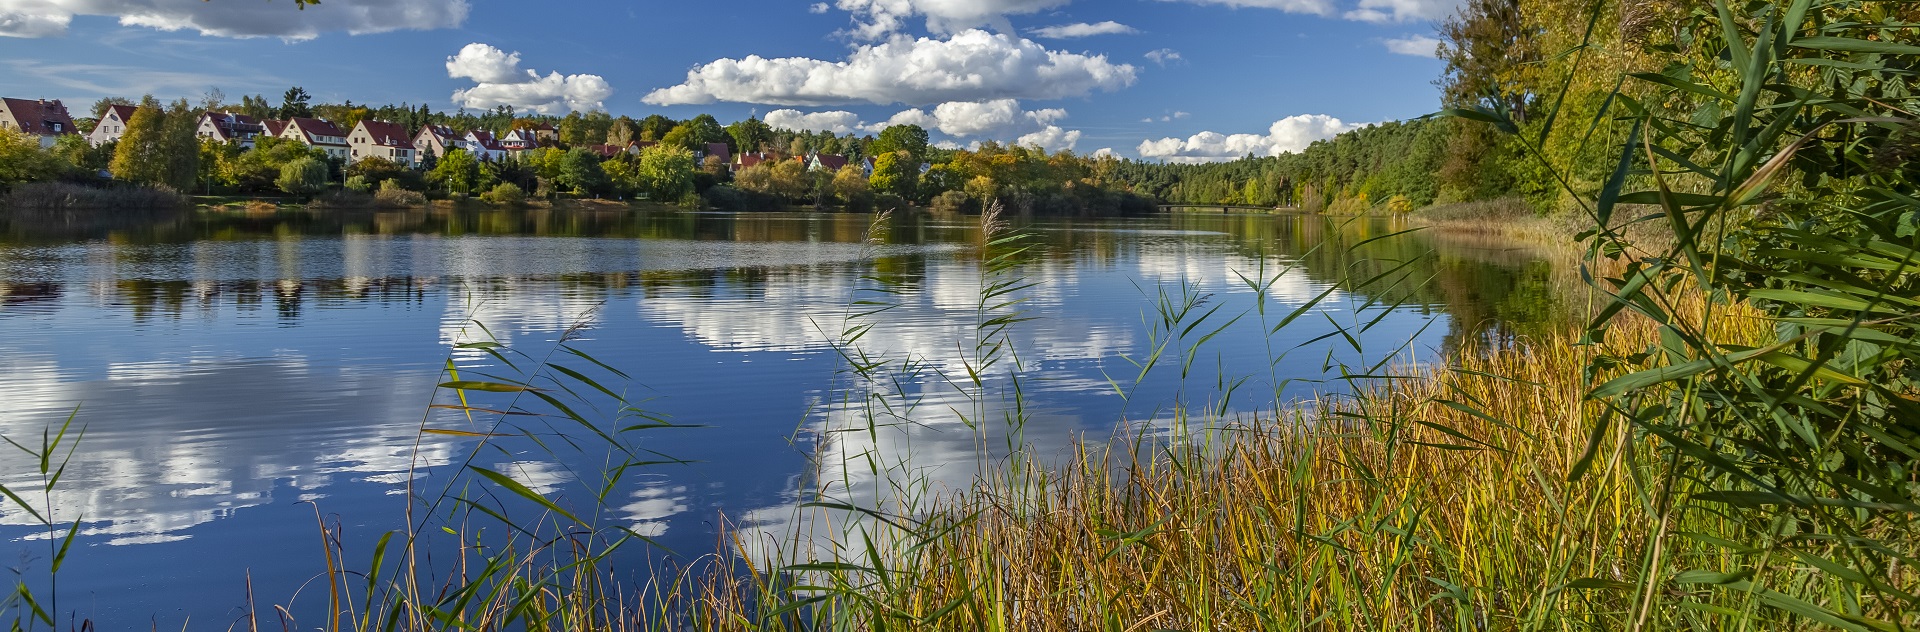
[447, 43, 612, 115]
[764, 109, 867, 135]
[1345, 0, 1462, 22]
[1383, 34, 1441, 57]
[446, 42, 523, 84]
[832, 0, 1070, 39]
[1154, 0, 1335, 16]
[1158, 0, 1459, 22]
[1028, 20, 1137, 38]
[1137, 114, 1362, 163]
[1016, 126, 1080, 152]
[759, 99, 1083, 151]
[0, 0, 467, 39]
[881, 99, 1066, 138]
[644, 30, 1137, 107]
[1144, 48, 1182, 66]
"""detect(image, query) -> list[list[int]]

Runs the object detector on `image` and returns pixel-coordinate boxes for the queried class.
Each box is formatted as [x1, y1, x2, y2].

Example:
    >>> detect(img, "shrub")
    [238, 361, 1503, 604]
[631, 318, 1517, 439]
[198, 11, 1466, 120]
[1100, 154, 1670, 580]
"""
[479, 182, 525, 206]
[1386, 194, 1413, 214]
[1326, 195, 1371, 215]
[344, 175, 373, 193]
[374, 180, 427, 208]
[276, 157, 329, 197]
[310, 190, 373, 209]
[702, 185, 787, 213]
[931, 190, 977, 214]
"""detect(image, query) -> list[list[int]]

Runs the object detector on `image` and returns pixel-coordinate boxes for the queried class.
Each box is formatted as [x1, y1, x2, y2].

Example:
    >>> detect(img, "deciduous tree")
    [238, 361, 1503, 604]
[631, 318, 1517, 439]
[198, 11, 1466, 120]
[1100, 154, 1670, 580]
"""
[277, 157, 328, 197]
[636, 144, 695, 204]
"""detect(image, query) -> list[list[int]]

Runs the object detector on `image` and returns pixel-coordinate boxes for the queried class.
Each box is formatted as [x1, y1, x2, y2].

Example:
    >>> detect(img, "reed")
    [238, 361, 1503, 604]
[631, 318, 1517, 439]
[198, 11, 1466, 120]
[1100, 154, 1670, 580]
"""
[0, 182, 186, 211]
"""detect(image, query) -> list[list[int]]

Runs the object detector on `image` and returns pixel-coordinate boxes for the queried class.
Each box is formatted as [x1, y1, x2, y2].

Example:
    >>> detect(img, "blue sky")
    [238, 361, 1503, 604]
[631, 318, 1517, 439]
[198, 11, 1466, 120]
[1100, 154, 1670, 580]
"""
[0, 0, 1453, 160]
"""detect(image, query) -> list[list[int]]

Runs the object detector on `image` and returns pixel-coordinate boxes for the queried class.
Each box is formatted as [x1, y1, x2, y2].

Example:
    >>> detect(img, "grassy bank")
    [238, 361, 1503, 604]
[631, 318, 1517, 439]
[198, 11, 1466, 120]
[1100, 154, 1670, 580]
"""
[656, 291, 1822, 630]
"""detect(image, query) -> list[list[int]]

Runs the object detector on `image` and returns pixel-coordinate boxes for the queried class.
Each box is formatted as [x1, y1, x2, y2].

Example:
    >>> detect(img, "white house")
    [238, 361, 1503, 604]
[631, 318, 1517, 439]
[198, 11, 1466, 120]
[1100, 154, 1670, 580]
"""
[282, 117, 350, 159]
[412, 125, 460, 166]
[462, 130, 508, 162]
[500, 128, 539, 151]
[88, 104, 140, 147]
[348, 120, 415, 164]
[196, 112, 265, 148]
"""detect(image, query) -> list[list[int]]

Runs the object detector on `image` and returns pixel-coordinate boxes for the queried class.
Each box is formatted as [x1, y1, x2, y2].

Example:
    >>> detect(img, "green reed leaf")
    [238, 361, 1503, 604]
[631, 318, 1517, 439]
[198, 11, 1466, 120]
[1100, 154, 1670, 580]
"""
[467, 466, 587, 527]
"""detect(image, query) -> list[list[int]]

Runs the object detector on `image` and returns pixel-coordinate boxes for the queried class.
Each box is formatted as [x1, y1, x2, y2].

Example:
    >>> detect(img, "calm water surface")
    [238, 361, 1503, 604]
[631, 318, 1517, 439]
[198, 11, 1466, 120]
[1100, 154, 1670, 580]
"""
[0, 207, 1561, 627]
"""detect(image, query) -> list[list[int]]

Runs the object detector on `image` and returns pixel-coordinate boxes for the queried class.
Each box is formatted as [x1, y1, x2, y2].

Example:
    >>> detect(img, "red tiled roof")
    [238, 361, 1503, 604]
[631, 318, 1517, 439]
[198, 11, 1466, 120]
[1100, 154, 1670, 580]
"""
[704, 142, 732, 162]
[357, 120, 411, 148]
[289, 117, 345, 139]
[261, 120, 289, 137]
[1, 98, 77, 136]
[102, 104, 139, 124]
[419, 125, 458, 140]
[200, 112, 263, 141]
[467, 130, 505, 151]
[814, 154, 849, 171]
[584, 144, 621, 158]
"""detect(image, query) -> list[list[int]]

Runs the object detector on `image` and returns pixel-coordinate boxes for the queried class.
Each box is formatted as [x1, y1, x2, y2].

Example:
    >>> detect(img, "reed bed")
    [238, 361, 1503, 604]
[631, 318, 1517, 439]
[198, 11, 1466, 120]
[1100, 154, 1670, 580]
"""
[0, 181, 186, 211]
[656, 291, 1807, 632]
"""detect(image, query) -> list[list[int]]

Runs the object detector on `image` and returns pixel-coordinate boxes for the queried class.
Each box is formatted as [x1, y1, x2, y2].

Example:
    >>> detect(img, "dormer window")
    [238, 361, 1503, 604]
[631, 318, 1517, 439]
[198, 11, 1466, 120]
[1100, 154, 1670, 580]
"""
[50, 123, 62, 132]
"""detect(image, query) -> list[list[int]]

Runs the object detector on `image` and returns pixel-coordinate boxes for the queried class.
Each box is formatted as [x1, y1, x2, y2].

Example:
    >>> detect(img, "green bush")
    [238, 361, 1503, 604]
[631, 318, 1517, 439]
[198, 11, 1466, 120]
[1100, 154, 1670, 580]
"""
[344, 175, 372, 193]
[931, 190, 976, 214]
[480, 182, 526, 206]
[374, 179, 427, 208]
[276, 157, 329, 197]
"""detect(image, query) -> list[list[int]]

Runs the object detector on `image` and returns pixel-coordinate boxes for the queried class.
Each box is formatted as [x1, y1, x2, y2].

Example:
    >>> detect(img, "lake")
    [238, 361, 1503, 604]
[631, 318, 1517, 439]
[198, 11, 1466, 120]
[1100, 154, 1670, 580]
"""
[0, 207, 1564, 628]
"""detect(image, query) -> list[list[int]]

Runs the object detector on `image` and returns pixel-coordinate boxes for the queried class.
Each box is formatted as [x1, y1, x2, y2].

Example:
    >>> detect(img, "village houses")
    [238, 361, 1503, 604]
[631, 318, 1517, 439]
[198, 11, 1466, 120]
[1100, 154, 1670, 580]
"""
[348, 120, 414, 164]
[412, 125, 460, 165]
[281, 117, 350, 159]
[0, 94, 799, 176]
[462, 130, 508, 162]
[197, 112, 266, 148]
[500, 128, 538, 151]
[89, 104, 140, 147]
[0, 98, 77, 148]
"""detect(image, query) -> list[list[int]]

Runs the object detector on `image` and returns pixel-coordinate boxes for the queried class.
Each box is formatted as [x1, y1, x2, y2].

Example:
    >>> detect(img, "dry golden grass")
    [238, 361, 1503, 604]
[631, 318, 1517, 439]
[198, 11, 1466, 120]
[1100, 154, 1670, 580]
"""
[641, 295, 1807, 631]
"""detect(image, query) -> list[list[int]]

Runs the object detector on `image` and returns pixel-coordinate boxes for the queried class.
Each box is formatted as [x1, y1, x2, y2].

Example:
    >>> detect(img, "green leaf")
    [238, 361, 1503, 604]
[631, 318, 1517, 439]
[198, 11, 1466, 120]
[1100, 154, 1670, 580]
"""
[1567, 577, 1635, 590]
[1789, 36, 1920, 55]
[467, 466, 587, 527]
[438, 380, 540, 393]
[1615, 191, 1722, 206]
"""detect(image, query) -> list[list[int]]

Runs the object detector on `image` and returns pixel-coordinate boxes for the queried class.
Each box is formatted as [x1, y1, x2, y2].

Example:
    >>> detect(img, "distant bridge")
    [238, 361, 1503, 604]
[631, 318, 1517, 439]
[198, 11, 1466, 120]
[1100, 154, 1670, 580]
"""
[1158, 204, 1301, 213]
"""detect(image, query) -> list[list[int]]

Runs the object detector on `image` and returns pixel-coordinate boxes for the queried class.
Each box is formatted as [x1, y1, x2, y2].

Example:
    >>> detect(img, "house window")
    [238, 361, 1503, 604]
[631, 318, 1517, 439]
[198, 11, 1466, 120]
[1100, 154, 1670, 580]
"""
[50, 123, 62, 132]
